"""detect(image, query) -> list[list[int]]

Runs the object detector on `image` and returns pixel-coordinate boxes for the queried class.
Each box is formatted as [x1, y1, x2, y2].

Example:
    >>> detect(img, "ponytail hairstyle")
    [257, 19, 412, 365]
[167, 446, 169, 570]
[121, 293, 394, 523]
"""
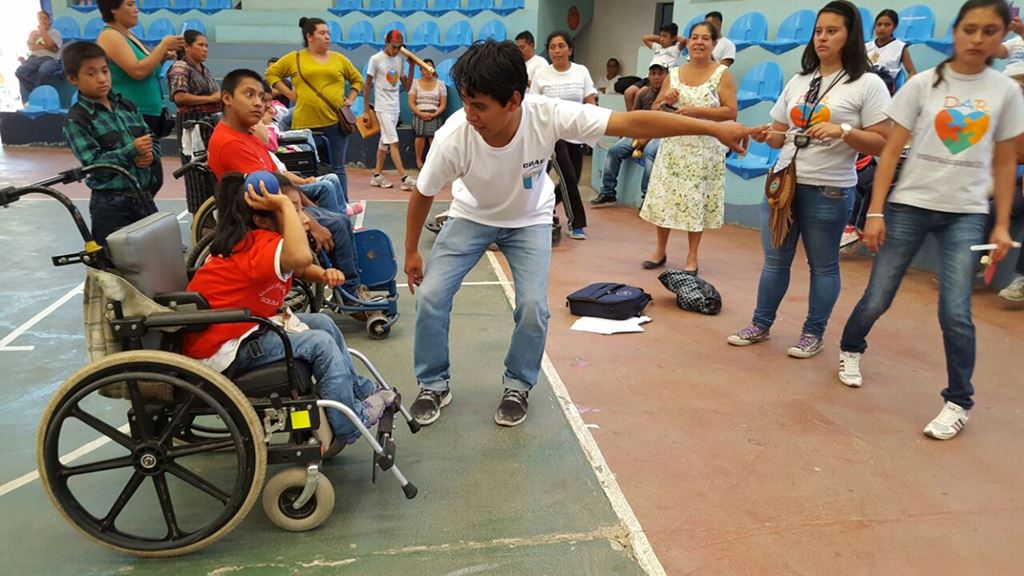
[177, 30, 205, 61]
[299, 16, 327, 47]
[209, 172, 292, 257]
[799, 0, 871, 82]
[934, 0, 1011, 87]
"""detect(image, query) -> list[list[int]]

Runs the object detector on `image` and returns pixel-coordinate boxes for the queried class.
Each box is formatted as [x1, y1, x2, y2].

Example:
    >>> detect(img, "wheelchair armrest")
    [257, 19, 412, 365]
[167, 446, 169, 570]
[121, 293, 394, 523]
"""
[277, 135, 311, 145]
[153, 291, 209, 311]
[143, 308, 254, 330]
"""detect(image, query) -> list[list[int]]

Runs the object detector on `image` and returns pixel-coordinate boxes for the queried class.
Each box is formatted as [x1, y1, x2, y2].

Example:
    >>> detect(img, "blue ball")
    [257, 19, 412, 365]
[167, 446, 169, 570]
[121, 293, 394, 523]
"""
[245, 171, 280, 195]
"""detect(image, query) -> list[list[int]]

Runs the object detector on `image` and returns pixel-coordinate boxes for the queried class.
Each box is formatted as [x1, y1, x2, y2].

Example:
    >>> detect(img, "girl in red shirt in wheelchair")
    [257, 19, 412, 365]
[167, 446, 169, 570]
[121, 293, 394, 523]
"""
[184, 172, 394, 454]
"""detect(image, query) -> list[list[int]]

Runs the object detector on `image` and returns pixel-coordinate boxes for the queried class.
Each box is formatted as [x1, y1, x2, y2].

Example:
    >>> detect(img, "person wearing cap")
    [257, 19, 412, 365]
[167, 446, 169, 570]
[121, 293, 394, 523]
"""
[591, 58, 670, 207]
[365, 30, 417, 190]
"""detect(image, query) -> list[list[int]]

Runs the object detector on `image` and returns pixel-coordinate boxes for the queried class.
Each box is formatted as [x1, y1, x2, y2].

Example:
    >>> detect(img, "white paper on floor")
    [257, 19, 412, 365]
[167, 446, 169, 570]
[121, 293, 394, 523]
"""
[570, 316, 652, 335]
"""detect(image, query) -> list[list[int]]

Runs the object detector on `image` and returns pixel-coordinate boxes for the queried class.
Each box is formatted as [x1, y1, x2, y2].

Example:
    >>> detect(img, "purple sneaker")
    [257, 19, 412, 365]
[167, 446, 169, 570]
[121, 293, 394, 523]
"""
[727, 324, 771, 346]
[787, 334, 824, 359]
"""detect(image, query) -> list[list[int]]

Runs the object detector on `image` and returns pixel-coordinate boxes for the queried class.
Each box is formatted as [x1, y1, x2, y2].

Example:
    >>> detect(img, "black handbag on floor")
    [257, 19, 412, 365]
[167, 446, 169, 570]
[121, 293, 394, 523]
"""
[658, 270, 723, 315]
[566, 282, 652, 320]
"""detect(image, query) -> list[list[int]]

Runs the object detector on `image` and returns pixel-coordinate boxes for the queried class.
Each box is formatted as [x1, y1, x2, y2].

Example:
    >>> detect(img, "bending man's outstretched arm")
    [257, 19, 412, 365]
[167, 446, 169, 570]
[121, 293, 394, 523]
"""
[605, 111, 750, 154]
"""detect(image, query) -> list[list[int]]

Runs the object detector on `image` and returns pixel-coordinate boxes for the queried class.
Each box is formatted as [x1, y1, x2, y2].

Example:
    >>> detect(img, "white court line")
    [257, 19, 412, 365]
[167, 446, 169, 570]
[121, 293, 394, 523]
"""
[0, 424, 131, 498]
[0, 211, 190, 353]
[484, 251, 666, 576]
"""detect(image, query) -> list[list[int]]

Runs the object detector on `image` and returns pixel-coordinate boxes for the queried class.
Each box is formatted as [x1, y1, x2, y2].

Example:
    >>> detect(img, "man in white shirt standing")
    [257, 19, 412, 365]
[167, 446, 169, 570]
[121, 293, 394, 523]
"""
[404, 40, 751, 428]
[365, 30, 416, 191]
[703, 11, 737, 66]
[16, 10, 64, 103]
[514, 30, 548, 86]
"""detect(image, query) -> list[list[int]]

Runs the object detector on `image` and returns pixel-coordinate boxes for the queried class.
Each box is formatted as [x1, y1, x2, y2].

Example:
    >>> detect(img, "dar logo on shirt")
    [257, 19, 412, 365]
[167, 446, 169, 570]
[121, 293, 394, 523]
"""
[790, 103, 830, 128]
[935, 96, 990, 155]
[385, 68, 400, 86]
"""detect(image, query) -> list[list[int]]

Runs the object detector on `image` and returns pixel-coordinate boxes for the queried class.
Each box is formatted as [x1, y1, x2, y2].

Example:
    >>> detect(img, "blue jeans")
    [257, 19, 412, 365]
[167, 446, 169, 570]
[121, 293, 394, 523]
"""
[305, 206, 360, 292]
[414, 217, 552, 392]
[753, 184, 855, 337]
[600, 137, 660, 198]
[318, 124, 350, 200]
[16, 56, 63, 102]
[229, 313, 375, 441]
[299, 173, 346, 213]
[840, 203, 986, 409]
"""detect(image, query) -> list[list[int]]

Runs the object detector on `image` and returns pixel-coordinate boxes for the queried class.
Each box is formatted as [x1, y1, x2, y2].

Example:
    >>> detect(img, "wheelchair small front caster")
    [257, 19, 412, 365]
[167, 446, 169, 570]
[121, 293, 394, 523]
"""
[367, 316, 390, 339]
[262, 466, 335, 532]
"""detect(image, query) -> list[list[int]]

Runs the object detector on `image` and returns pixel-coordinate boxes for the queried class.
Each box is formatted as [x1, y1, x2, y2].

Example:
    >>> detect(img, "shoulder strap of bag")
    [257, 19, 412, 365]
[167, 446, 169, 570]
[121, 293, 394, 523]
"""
[295, 51, 342, 121]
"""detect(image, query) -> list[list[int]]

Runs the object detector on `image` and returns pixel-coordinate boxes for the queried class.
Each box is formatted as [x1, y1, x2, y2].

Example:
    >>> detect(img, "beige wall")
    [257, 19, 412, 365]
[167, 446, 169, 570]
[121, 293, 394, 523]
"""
[576, 0, 664, 80]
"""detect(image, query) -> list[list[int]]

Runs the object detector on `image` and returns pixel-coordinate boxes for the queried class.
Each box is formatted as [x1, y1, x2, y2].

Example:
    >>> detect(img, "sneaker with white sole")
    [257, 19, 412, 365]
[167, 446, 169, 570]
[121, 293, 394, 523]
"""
[923, 401, 969, 440]
[409, 388, 452, 426]
[838, 351, 863, 387]
[787, 334, 824, 358]
[400, 175, 416, 191]
[998, 275, 1024, 302]
[839, 224, 860, 249]
[727, 324, 770, 346]
[370, 173, 393, 188]
[495, 388, 529, 427]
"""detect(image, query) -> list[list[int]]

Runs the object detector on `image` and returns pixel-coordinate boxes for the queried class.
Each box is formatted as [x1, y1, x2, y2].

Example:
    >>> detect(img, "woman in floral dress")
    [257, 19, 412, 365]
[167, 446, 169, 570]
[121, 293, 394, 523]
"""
[641, 21, 737, 273]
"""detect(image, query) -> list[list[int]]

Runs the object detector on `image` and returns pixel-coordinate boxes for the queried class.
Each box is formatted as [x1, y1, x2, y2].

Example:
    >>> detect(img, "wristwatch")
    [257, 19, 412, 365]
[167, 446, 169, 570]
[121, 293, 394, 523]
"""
[840, 123, 853, 140]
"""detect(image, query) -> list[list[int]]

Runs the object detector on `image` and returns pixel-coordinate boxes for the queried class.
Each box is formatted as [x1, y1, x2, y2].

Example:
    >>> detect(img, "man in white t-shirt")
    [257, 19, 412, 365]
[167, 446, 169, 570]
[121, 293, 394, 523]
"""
[515, 30, 548, 86]
[365, 30, 416, 191]
[15, 11, 64, 103]
[625, 22, 685, 110]
[596, 58, 621, 94]
[703, 12, 736, 66]
[404, 40, 751, 428]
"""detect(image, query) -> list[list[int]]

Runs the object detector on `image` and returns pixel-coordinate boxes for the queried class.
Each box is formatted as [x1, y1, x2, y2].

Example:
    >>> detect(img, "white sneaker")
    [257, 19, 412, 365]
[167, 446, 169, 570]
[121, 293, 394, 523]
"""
[998, 275, 1024, 302]
[400, 175, 416, 191]
[838, 351, 863, 387]
[370, 174, 392, 188]
[839, 225, 860, 249]
[923, 401, 969, 440]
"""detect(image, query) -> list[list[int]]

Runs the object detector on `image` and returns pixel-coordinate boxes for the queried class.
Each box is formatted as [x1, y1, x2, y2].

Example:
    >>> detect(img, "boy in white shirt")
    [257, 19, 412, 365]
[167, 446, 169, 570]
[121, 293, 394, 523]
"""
[365, 30, 416, 190]
[623, 22, 684, 110]
[403, 40, 751, 428]
[514, 30, 548, 86]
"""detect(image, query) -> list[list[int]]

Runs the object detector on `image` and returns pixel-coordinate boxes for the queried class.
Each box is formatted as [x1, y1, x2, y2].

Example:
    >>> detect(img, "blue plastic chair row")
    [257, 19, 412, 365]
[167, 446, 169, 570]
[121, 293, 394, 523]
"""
[736, 61, 783, 110]
[70, 17, 207, 43]
[686, 10, 814, 55]
[726, 141, 781, 180]
[134, 0, 229, 13]
[333, 19, 504, 51]
[18, 86, 63, 119]
[329, 0, 522, 17]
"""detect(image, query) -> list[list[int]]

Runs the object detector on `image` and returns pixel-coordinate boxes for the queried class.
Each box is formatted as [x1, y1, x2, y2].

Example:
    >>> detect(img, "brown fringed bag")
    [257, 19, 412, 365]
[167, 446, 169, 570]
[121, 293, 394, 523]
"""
[764, 155, 798, 248]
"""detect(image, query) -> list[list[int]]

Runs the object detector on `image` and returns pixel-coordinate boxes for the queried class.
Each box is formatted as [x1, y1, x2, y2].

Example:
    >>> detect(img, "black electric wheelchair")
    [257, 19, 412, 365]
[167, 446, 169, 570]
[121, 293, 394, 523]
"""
[0, 166, 419, 557]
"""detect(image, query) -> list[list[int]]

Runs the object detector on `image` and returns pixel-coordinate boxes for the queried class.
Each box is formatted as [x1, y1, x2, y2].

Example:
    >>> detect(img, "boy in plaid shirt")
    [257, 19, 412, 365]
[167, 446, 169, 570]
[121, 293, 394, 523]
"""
[62, 41, 161, 244]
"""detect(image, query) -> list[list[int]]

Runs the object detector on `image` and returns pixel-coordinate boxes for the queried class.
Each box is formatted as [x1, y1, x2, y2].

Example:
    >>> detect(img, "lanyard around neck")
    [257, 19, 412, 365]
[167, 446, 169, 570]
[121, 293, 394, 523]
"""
[800, 69, 845, 130]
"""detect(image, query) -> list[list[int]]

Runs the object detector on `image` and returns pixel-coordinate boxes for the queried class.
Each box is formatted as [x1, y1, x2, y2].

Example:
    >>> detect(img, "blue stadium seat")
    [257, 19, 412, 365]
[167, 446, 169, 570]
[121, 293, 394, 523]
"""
[728, 12, 768, 51]
[895, 5, 935, 45]
[726, 141, 781, 180]
[434, 58, 456, 84]
[894, 68, 907, 92]
[180, 18, 206, 35]
[407, 21, 441, 51]
[379, 21, 409, 45]
[82, 18, 105, 41]
[459, 0, 494, 17]
[441, 20, 473, 52]
[351, 94, 365, 117]
[71, 91, 79, 106]
[71, 3, 98, 13]
[170, 0, 202, 14]
[328, 0, 364, 17]
[478, 19, 507, 42]
[394, 0, 427, 16]
[735, 61, 783, 110]
[200, 0, 233, 14]
[364, 0, 396, 16]
[341, 20, 375, 49]
[924, 21, 953, 55]
[328, 21, 343, 45]
[53, 16, 82, 42]
[682, 14, 705, 39]
[756, 9, 815, 54]
[144, 18, 176, 46]
[428, 0, 461, 15]
[19, 86, 62, 119]
[139, 0, 171, 13]
[131, 23, 145, 39]
[859, 6, 873, 40]
[492, 0, 523, 17]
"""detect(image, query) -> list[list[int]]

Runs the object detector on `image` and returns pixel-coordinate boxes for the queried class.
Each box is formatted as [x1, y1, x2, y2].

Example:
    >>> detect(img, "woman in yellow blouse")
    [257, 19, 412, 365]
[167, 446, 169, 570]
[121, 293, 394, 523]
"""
[266, 17, 363, 197]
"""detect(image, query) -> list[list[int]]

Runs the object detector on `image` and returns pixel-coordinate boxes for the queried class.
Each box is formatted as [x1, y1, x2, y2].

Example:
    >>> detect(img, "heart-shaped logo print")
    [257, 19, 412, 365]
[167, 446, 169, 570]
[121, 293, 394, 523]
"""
[386, 69, 401, 86]
[934, 109, 989, 155]
[790, 104, 830, 128]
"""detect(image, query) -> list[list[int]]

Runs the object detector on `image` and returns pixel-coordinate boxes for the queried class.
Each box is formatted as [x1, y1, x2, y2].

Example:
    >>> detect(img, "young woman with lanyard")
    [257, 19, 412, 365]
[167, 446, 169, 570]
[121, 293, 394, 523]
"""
[866, 9, 917, 93]
[727, 0, 891, 359]
[838, 0, 1024, 440]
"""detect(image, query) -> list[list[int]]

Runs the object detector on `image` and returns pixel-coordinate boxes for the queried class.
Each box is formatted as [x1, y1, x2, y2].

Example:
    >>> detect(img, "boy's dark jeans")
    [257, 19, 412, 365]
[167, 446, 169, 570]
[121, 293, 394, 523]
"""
[90, 192, 159, 245]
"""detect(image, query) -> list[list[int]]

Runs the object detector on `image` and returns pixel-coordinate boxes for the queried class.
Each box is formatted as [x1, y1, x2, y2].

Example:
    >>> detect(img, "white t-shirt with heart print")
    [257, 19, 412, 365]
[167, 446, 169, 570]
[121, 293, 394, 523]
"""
[769, 69, 891, 187]
[886, 67, 1024, 214]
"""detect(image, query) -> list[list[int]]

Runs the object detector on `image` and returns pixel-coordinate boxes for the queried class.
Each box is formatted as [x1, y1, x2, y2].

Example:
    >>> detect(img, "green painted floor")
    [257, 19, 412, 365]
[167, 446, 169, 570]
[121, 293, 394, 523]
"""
[0, 199, 647, 576]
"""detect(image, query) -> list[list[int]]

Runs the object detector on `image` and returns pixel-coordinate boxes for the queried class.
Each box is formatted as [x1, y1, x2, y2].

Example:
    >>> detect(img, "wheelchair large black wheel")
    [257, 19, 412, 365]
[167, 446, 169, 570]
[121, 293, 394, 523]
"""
[261, 466, 335, 532]
[190, 196, 217, 245]
[184, 232, 214, 273]
[37, 351, 266, 557]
